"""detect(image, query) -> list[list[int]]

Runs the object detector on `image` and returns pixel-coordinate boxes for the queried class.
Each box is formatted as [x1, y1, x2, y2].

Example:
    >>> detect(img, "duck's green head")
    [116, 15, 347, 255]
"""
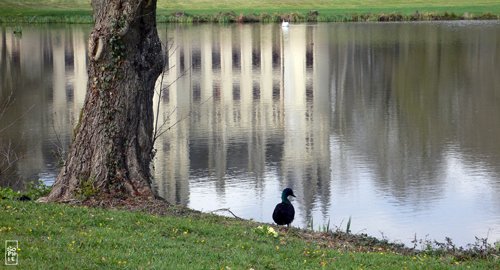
[281, 188, 296, 203]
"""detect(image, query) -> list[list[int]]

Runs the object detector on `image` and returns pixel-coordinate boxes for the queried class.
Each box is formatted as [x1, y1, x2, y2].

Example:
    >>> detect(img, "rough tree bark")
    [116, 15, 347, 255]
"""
[40, 0, 163, 202]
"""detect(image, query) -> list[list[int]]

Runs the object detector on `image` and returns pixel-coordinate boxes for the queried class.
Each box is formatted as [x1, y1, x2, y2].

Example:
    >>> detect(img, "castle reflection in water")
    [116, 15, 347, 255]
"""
[0, 24, 334, 221]
[154, 24, 332, 220]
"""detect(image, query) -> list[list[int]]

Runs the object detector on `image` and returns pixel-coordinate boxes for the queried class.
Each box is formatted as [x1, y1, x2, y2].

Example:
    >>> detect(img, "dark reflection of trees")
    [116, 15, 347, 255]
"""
[330, 22, 500, 207]
[0, 26, 89, 189]
[0, 27, 52, 189]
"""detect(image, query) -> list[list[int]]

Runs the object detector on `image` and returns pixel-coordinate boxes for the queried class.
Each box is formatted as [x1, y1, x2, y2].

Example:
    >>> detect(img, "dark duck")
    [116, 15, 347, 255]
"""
[272, 188, 296, 227]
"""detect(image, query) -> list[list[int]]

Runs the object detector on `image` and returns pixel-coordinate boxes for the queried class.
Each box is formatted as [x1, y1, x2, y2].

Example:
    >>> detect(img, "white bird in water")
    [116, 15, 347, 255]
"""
[281, 20, 289, 27]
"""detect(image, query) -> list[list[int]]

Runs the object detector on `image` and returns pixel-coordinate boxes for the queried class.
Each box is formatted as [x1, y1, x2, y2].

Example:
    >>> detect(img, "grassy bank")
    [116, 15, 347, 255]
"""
[1, 197, 499, 269]
[0, 0, 499, 23]
[0, 0, 92, 23]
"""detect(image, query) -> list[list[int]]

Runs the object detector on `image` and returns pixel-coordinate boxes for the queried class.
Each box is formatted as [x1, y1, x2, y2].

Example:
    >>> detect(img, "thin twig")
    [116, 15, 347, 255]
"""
[0, 104, 35, 134]
[152, 38, 214, 143]
[210, 208, 244, 220]
[153, 95, 213, 140]
[153, 40, 182, 143]
[0, 92, 15, 121]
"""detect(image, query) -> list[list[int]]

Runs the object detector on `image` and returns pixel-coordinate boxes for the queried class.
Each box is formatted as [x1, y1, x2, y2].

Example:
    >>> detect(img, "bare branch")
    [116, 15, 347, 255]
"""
[0, 103, 35, 134]
[153, 38, 192, 144]
[0, 92, 15, 125]
[50, 113, 68, 167]
[210, 208, 244, 220]
[0, 140, 20, 170]
[153, 39, 174, 142]
[153, 95, 213, 141]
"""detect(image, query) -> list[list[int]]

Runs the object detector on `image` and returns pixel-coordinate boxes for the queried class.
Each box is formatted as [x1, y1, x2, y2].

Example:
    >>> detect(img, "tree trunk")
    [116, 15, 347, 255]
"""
[41, 0, 163, 202]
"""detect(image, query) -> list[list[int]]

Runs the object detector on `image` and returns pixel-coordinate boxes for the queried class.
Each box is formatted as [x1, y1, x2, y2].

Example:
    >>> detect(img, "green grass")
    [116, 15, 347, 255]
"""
[0, 0, 92, 23]
[157, 0, 500, 14]
[0, 0, 499, 23]
[1, 199, 499, 269]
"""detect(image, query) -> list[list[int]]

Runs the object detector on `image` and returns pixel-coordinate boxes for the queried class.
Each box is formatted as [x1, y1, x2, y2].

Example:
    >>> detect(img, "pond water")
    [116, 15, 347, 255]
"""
[1, 21, 500, 247]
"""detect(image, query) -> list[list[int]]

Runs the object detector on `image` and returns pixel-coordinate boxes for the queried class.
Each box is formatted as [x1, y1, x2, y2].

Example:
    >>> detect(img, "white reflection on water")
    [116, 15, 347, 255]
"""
[326, 139, 500, 245]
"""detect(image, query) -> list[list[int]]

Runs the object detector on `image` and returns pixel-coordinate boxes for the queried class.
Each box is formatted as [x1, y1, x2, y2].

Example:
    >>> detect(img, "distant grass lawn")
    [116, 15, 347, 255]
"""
[1, 199, 499, 269]
[158, 0, 500, 14]
[0, 0, 499, 23]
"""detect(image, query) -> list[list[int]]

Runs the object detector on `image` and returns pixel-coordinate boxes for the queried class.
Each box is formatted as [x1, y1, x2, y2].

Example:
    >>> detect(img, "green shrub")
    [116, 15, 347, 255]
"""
[0, 179, 50, 201]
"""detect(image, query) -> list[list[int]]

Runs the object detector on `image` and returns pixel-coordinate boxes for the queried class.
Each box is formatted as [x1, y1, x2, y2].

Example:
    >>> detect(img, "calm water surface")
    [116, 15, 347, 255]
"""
[1, 22, 500, 247]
